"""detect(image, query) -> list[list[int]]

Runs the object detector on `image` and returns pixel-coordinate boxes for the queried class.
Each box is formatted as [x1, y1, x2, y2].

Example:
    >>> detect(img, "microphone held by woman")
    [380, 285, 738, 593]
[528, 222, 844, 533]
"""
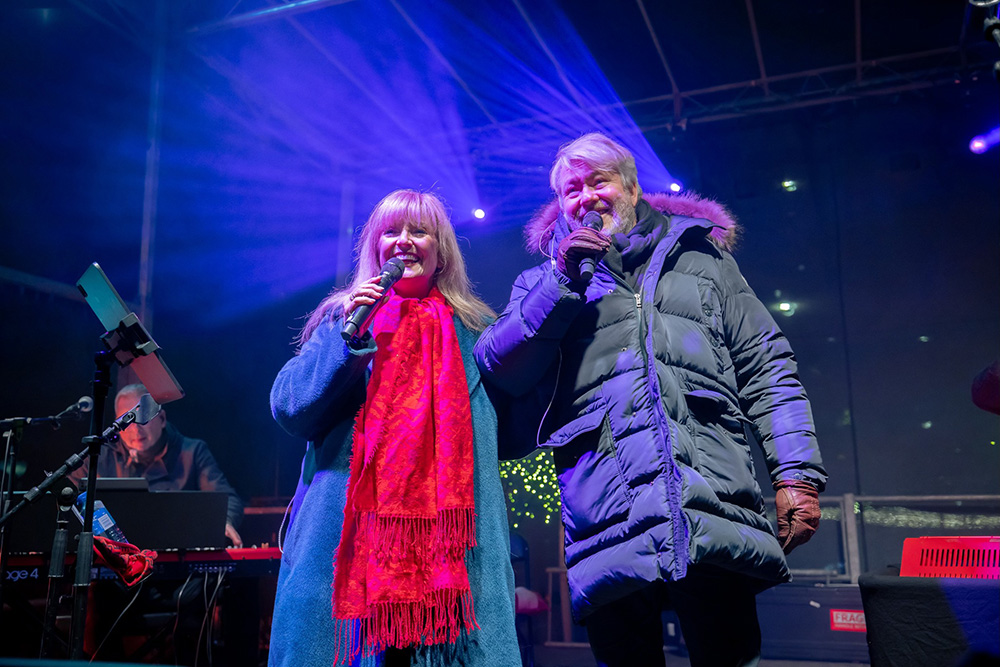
[341, 257, 405, 343]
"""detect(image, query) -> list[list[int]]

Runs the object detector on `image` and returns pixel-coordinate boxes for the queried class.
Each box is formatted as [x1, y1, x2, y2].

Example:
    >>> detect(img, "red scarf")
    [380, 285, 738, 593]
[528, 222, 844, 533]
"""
[332, 287, 477, 662]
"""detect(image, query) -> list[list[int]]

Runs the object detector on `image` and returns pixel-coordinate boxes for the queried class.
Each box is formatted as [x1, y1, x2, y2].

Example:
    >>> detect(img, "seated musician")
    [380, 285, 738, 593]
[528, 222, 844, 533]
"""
[71, 382, 247, 663]
[74, 382, 244, 547]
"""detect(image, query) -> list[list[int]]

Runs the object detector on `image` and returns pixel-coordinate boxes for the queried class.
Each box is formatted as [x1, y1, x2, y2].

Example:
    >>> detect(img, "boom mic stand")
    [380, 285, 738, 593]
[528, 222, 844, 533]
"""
[0, 392, 163, 658]
[0, 401, 93, 620]
[0, 263, 184, 659]
[70, 262, 184, 659]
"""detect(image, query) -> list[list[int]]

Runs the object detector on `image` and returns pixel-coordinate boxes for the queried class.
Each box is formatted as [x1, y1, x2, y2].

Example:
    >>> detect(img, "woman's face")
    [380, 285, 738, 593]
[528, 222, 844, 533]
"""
[377, 219, 440, 298]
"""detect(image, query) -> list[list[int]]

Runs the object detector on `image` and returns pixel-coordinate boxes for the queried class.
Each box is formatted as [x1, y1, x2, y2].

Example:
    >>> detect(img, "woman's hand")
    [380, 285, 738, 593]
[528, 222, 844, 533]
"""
[345, 275, 387, 315]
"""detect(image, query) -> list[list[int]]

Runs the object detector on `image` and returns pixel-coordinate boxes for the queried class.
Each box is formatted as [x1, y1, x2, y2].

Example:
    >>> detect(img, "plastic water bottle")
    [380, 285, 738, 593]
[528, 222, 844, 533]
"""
[73, 492, 129, 543]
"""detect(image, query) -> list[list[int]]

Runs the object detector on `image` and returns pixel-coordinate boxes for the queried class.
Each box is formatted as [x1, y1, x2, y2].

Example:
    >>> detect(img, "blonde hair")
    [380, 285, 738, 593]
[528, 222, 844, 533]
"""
[549, 132, 642, 199]
[298, 189, 495, 346]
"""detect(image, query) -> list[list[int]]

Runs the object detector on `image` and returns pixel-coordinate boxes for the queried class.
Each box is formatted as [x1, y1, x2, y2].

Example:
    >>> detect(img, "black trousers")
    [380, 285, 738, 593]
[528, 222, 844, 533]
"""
[583, 566, 762, 667]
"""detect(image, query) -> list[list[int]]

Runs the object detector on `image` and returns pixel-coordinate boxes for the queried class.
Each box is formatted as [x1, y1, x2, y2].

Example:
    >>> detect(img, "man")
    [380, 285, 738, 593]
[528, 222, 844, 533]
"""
[475, 133, 827, 666]
[72, 383, 247, 662]
[77, 383, 244, 547]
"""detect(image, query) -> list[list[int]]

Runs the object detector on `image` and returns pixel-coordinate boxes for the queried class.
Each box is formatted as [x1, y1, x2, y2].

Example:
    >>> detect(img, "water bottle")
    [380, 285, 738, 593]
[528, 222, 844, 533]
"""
[73, 492, 129, 543]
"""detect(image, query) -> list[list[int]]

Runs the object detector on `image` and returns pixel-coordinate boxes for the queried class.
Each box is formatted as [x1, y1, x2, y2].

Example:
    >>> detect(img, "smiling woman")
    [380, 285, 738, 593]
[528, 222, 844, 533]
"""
[268, 189, 520, 667]
[377, 220, 440, 298]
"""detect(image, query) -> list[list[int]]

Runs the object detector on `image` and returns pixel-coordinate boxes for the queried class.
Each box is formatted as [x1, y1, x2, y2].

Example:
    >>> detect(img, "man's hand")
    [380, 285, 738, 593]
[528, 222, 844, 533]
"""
[774, 480, 820, 554]
[225, 522, 243, 549]
[556, 227, 611, 282]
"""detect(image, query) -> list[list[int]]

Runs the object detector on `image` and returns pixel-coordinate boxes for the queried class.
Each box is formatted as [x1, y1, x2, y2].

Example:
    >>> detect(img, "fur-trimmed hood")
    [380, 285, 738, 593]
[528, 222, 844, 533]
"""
[525, 191, 740, 255]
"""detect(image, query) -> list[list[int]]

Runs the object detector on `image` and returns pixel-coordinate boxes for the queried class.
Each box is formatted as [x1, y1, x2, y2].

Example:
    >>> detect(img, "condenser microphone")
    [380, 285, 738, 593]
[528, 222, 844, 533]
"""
[342, 257, 406, 343]
[52, 396, 95, 427]
[578, 210, 604, 282]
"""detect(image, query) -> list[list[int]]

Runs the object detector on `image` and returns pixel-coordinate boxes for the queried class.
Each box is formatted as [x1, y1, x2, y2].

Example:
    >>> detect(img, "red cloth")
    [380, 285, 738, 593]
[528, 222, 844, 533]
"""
[93, 535, 156, 587]
[332, 288, 477, 662]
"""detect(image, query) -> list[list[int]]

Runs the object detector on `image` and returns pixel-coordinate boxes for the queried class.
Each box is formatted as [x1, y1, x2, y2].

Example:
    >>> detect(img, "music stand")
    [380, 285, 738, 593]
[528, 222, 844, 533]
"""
[67, 262, 185, 659]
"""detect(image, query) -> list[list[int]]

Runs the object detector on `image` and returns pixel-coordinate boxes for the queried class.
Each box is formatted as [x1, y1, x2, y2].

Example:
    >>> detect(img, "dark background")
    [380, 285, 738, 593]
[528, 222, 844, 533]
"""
[2, 0, 997, 604]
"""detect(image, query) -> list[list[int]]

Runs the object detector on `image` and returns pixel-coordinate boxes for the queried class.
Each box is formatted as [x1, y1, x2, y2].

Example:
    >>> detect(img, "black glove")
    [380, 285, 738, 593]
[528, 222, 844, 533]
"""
[774, 480, 820, 554]
[556, 227, 610, 282]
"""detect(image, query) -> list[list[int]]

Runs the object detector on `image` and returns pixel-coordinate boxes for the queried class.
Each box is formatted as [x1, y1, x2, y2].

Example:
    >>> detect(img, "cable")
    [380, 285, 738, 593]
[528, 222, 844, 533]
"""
[207, 570, 224, 667]
[89, 580, 145, 663]
[172, 572, 195, 666]
[536, 348, 562, 449]
[277, 497, 294, 555]
[194, 570, 225, 667]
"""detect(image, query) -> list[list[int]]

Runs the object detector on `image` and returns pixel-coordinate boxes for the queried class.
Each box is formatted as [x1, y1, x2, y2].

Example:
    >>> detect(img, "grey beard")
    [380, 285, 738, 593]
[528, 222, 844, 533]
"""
[607, 197, 637, 235]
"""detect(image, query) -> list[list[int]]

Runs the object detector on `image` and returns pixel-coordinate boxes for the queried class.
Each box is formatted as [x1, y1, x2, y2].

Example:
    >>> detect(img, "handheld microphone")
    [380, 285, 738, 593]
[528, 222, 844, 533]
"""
[342, 257, 406, 343]
[578, 211, 604, 282]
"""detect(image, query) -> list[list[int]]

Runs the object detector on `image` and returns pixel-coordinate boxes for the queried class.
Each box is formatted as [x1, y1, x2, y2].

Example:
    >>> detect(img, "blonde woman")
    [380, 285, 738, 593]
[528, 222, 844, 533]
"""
[269, 190, 519, 667]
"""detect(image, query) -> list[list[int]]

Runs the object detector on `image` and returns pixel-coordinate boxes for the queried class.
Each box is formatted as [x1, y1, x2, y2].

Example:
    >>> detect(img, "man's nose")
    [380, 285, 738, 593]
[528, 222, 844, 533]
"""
[580, 185, 599, 202]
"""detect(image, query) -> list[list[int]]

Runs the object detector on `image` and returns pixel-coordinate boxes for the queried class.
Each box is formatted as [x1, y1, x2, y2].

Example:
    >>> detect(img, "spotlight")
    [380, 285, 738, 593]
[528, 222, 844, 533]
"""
[781, 180, 798, 192]
[668, 181, 683, 193]
[776, 301, 797, 316]
[969, 127, 1000, 154]
[473, 208, 486, 219]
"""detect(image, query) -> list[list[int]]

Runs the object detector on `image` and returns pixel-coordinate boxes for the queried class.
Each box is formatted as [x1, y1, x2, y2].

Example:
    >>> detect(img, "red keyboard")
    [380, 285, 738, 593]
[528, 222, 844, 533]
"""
[4, 547, 282, 584]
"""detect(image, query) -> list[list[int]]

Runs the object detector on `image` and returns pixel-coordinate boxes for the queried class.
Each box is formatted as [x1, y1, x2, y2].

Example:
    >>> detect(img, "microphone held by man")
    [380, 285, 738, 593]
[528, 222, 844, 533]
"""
[557, 210, 610, 283]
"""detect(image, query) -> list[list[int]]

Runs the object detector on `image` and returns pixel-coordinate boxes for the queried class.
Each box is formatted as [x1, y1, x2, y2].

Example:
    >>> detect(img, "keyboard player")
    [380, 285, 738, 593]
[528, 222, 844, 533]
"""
[70, 382, 244, 547]
[67, 382, 247, 663]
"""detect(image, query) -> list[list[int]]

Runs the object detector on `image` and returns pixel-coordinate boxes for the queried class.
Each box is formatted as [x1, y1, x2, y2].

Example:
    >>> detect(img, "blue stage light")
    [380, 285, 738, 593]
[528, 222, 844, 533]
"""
[969, 127, 998, 154]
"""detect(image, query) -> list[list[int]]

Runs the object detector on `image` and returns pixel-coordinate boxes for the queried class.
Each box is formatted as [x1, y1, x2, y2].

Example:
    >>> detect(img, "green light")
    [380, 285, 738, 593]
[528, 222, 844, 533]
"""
[499, 450, 561, 525]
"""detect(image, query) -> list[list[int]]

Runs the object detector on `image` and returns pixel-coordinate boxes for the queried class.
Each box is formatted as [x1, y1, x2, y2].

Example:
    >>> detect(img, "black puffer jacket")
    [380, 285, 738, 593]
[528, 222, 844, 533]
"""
[475, 193, 827, 621]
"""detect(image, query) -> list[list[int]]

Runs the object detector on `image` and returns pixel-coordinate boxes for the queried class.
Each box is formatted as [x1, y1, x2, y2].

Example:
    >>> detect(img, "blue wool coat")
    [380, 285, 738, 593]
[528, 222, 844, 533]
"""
[476, 195, 828, 621]
[268, 313, 520, 667]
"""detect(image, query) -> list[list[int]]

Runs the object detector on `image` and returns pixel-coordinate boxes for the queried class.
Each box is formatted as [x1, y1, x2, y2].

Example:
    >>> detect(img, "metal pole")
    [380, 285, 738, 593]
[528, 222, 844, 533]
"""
[842, 493, 863, 584]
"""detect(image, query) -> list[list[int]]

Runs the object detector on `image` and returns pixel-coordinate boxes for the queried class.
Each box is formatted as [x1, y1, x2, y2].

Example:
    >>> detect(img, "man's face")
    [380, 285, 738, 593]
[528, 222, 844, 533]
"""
[556, 163, 639, 234]
[115, 393, 165, 457]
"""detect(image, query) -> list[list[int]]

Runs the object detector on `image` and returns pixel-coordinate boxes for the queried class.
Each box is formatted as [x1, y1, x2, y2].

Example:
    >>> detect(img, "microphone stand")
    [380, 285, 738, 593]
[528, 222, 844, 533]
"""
[0, 421, 24, 616]
[0, 412, 86, 618]
[26, 260, 184, 659]
[0, 385, 160, 659]
[40, 486, 78, 658]
[70, 348, 113, 659]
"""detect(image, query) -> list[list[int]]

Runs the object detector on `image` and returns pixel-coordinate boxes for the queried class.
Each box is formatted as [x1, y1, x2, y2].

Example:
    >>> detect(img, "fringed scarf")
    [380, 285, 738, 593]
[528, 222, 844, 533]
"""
[332, 287, 478, 663]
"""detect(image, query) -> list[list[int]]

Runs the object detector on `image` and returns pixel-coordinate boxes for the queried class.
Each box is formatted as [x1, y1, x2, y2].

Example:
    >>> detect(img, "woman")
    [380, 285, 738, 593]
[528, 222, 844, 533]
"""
[268, 190, 520, 667]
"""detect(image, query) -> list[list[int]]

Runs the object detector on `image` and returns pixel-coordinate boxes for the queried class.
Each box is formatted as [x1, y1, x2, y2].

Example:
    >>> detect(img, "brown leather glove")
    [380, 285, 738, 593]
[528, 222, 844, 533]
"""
[774, 480, 820, 555]
[556, 227, 611, 282]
